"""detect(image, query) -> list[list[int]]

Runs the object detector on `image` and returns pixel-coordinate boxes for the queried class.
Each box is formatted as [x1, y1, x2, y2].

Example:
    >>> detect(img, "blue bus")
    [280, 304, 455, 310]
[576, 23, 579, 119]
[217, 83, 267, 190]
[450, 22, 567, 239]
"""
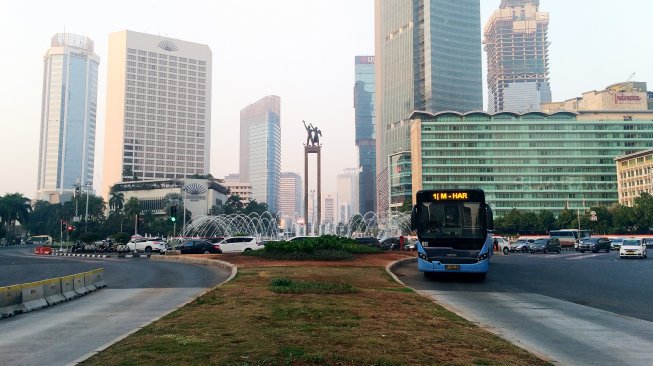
[410, 189, 494, 281]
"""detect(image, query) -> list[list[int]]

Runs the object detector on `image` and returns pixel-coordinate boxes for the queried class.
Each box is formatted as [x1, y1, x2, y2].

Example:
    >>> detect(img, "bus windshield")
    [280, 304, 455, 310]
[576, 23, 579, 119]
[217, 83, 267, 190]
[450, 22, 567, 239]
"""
[418, 202, 484, 240]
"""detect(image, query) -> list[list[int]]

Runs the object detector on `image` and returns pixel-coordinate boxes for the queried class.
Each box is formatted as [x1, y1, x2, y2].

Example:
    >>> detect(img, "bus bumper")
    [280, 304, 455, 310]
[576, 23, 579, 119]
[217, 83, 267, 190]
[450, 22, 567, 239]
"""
[418, 257, 489, 274]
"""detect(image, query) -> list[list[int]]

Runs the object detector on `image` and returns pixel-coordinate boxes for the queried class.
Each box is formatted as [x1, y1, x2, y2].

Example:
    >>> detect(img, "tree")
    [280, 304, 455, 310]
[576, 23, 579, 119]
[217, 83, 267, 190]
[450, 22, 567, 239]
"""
[108, 190, 125, 213]
[224, 195, 245, 214]
[609, 203, 635, 234]
[632, 192, 653, 233]
[537, 210, 556, 234]
[244, 199, 268, 215]
[0, 193, 32, 240]
[123, 197, 141, 235]
[398, 197, 413, 213]
[555, 207, 576, 230]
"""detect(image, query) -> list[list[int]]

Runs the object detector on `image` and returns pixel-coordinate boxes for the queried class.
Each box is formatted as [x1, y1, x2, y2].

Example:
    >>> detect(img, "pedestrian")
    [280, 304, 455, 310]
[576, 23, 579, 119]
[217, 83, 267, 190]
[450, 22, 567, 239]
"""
[493, 238, 499, 252]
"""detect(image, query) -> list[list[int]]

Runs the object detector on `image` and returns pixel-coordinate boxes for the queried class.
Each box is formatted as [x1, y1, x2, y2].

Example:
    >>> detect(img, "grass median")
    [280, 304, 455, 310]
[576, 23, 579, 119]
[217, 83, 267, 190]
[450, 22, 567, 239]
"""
[81, 261, 549, 366]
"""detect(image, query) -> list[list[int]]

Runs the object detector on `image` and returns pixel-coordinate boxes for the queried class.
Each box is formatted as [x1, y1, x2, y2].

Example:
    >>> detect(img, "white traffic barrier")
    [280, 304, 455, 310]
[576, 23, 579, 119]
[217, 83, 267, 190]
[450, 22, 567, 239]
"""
[43, 278, 66, 305]
[73, 274, 88, 296]
[0, 285, 28, 318]
[21, 281, 49, 312]
[60, 275, 78, 300]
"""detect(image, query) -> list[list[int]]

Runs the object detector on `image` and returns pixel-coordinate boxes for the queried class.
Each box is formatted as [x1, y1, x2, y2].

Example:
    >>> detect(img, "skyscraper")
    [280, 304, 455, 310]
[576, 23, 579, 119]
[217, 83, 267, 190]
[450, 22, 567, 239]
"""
[102, 30, 212, 199]
[354, 56, 376, 214]
[37, 33, 99, 203]
[485, 0, 551, 113]
[279, 172, 302, 219]
[375, 0, 483, 215]
[337, 169, 359, 223]
[239, 95, 281, 213]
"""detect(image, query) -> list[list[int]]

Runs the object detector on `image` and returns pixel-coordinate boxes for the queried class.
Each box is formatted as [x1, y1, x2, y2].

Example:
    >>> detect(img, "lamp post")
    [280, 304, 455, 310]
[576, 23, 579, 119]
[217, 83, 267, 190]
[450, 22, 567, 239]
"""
[84, 182, 91, 233]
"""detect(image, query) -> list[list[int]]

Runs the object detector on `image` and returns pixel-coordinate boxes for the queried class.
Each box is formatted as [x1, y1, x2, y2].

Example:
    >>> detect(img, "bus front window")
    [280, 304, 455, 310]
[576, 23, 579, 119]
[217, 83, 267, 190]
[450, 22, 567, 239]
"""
[419, 202, 483, 239]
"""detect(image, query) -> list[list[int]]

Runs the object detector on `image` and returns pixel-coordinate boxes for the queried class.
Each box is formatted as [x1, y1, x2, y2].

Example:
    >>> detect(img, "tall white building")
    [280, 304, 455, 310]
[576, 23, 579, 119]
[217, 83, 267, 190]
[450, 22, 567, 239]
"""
[337, 168, 359, 223]
[37, 33, 100, 203]
[239, 96, 281, 213]
[102, 30, 212, 199]
[323, 195, 335, 224]
[279, 172, 302, 218]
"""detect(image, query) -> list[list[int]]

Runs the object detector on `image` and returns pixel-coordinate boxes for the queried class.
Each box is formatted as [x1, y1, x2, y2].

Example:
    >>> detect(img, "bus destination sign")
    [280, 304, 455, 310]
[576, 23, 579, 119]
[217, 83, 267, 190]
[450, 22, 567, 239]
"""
[432, 192, 469, 201]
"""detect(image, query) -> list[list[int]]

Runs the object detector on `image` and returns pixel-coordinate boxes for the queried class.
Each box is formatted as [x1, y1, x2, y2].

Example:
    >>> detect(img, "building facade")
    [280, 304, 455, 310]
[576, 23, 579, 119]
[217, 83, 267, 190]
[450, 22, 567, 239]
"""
[337, 169, 359, 223]
[409, 110, 653, 217]
[354, 56, 377, 214]
[615, 149, 653, 207]
[223, 181, 253, 205]
[37, 33, 100, 203]
[485, 0, 551, 113]
[102, 30, 212, 200]
[279, 172, 302, 218]
[324, 195, 335, 224]
[541, 82, 652, 113]
[375, 0, 483, 216]
[239, 95, 281, 213]
[111, 178, 228, 219]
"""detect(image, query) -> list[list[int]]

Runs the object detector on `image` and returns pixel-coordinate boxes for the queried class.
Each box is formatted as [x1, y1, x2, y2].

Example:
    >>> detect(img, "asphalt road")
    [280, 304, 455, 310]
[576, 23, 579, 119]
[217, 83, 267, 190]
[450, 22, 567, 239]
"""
[0, 247, 230, 366]
[394, 251, 653, 366]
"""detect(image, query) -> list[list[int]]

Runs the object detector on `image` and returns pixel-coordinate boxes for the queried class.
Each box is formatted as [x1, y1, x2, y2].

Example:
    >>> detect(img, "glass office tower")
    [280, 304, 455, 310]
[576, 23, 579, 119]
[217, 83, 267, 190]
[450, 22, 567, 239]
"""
[410, 111, 653, 216]
[240, 96, 281, 213]
[354, 56, 377, 214]
[375, 0, 483, 215]
[37, 33, 100, 203]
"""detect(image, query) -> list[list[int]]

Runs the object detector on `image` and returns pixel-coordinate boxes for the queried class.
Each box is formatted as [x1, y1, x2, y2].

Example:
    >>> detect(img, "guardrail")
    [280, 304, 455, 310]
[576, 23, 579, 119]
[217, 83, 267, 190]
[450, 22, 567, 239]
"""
[0, 268, 105, 319]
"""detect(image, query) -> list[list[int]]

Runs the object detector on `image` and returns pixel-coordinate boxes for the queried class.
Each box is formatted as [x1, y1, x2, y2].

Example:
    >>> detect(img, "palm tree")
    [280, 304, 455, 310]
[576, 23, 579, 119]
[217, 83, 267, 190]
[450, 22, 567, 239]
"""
[109, 189, 125, 213]
[123, 197, 141, 235]
[0, 193, 32, 240]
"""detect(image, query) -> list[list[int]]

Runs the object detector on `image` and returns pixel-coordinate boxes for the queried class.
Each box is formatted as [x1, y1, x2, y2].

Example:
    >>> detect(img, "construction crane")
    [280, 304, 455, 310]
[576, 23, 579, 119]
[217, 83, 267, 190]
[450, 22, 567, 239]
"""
[623, 72, 636, 92]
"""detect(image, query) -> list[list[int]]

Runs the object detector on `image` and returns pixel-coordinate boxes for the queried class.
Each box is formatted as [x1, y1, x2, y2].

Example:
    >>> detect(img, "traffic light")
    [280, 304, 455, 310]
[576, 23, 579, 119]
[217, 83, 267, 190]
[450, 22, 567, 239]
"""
[67, 225, 73, 233]
[170, 206, 177, 222]
[61, 219, 67, 231]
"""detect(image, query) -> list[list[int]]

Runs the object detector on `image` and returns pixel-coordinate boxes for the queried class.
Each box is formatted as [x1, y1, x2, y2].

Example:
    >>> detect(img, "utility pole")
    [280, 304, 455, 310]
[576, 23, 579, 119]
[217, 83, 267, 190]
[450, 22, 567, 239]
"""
[84, 182, 91, 233]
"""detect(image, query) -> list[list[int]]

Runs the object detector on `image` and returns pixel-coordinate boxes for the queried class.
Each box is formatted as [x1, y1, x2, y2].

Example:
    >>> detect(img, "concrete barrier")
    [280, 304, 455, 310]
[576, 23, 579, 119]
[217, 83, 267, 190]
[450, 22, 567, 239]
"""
[0, 285, 27, 318]
[0, 268, 105, 319]
[60, 275, 78, 300]
[21, 280, 49, 312]
[73, 274, 88, 296]
[43, 278, 66, 305]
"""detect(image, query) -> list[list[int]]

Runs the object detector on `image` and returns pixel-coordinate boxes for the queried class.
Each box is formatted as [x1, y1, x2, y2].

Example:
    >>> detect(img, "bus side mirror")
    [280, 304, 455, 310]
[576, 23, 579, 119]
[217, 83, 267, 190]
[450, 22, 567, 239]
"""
[486, 206, 494, 232]
[410, 205, 418, 231]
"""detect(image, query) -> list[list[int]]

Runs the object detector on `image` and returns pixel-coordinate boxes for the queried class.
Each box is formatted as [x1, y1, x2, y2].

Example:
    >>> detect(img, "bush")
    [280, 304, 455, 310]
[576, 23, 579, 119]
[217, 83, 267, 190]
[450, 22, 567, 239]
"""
[243, 235, 379, 260]
[270, 277, 358, 294]
[113, 232, 131, 244]
[79, 232, 101, 244]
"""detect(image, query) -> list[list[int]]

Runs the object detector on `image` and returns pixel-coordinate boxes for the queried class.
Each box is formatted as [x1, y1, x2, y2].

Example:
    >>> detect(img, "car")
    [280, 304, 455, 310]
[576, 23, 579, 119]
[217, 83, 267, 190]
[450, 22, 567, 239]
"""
[287, 236, 313, 242]
[619, 238, 648, 259]
[610, 237, 624, 250]
[402, 237, 417, 251]
[510, 238, 534, 253]
[218, 236, 262, 253]
[176, 239, 222, 254]
[379, 237, 401, 251]
[127, 237, 167, 254]
[530, 238, 561, 254]
[643, 238, 653, 249]
[494, 237, 510, 254]
[354, 237, 381, 247]
[577, 237, 611, 253]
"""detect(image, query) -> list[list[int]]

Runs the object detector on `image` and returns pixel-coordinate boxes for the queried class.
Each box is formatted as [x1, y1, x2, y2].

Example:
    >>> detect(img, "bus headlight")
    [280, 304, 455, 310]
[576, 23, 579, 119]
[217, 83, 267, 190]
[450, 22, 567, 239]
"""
[418, 252, 430, 262]
[477, 253, 488, 261]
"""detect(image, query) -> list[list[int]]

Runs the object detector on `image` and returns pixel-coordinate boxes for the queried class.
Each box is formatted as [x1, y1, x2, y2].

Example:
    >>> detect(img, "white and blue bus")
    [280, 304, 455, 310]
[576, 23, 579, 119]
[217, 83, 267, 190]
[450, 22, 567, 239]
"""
[410, 189, 494, 281]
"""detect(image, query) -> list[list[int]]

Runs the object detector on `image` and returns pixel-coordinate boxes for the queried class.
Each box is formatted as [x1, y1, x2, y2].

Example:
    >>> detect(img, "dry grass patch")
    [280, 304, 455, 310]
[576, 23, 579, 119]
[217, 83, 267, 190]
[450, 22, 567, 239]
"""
[82, 266, 549, 366]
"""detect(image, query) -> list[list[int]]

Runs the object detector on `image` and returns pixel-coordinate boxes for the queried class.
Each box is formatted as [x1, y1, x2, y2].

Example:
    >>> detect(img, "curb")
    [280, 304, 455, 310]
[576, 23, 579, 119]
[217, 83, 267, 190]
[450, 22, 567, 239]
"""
[50, 253, 152, 259]
[385, 257, 417, 286]
[70, 256, 237, 365]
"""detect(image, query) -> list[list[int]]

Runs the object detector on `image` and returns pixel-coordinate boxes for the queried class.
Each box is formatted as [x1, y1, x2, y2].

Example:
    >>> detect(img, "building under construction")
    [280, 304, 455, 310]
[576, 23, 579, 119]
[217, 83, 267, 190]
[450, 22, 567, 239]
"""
[484, 0, 551, 113]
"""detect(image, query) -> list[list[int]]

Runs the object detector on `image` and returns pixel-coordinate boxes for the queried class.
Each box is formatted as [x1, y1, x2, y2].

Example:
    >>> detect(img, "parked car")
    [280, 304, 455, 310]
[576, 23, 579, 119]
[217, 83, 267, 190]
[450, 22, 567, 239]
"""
[620, 238, 648, 259]
[127, 237, 167, 254]
[610, 237, 624, 250]
[354, 237, 381, 247]
[287, 236, 313, 242]
[402, 237, 417, 251]
[176, 239, 222, 254]
[529, 238, 561, 254]
[510, 239, 534, 253]
[218, 236, 262, 253]
[578, 237, 611, 253]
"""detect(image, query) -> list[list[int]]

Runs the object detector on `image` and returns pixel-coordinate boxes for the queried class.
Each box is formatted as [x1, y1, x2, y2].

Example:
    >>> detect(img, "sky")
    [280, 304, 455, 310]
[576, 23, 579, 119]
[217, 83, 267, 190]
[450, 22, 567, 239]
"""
[0, 0, 652, 201]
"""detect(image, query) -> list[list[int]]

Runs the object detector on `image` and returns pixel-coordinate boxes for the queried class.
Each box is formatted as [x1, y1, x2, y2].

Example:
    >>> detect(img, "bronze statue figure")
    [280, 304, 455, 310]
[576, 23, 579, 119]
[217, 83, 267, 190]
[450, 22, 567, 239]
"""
[303, 120, 322, 146]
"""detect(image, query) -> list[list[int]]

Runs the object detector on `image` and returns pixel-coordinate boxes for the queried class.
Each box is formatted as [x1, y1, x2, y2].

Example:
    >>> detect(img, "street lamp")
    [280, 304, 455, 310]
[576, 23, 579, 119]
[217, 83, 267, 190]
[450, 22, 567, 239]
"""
[84, 182, 91, 233]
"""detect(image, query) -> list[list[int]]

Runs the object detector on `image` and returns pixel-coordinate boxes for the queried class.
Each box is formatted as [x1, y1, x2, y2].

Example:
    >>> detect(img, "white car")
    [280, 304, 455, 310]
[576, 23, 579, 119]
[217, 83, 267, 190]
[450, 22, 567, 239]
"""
[127, 237, 167, 254]
[494, 237, 511, 254]
[619, 238, 647, 259]
[218, 236, 262, 253]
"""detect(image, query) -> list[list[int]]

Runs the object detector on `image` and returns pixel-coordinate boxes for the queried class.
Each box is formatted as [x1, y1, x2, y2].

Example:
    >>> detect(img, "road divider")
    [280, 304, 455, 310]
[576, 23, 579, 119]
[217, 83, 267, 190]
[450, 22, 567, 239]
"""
[0, 268, 106, 319]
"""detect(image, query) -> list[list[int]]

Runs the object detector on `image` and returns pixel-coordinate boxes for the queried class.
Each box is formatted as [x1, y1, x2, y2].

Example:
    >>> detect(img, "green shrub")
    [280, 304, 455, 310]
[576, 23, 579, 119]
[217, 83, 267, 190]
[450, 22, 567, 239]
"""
[243, 235, 379, 260]
[112, 232, 131, 244]
[79, 232, 100, 244]
[270, 277, 358, 294]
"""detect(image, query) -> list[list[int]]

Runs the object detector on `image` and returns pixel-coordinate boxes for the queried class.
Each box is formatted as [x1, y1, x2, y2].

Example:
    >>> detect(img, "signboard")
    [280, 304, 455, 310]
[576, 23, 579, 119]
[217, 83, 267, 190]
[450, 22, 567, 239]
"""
[355, 56, 375, 64]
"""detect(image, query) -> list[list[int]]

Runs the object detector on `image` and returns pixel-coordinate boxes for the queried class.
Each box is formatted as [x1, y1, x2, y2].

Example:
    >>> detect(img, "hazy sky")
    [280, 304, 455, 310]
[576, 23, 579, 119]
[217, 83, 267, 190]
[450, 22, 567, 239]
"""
[0, 0, 651, 201]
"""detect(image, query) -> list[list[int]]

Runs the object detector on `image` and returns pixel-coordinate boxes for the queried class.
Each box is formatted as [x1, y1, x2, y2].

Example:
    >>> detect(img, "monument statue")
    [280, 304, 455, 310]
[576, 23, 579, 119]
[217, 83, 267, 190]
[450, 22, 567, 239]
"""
[302, 120, 322, 146]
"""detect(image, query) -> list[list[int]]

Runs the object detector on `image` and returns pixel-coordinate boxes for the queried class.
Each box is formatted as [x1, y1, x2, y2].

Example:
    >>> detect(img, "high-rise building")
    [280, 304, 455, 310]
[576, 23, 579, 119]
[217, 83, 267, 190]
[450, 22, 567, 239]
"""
[375, 0, 483, 216]
[337, 169, 359, 223]
[354, 56, 377, 214]
[102, 30, 212, 199]
[324, 195, 335, 224]
[485, 0, 551, 113]
[279, 172, 302, 219]
[37, 33, 100, 203]
[239, 95, 281, 213]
